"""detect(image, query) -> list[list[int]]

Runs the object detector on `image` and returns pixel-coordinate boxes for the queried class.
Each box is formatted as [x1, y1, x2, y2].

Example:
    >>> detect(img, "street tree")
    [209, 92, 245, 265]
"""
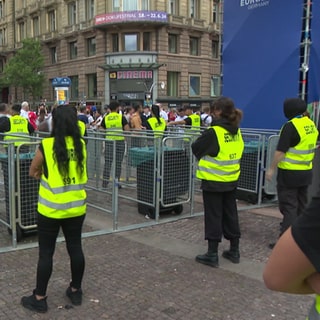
[1, 38, 45, 101]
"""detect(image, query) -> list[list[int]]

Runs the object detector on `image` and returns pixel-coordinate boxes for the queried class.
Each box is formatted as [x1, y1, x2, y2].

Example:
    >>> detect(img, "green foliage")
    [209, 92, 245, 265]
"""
[1, 38, 45, 100]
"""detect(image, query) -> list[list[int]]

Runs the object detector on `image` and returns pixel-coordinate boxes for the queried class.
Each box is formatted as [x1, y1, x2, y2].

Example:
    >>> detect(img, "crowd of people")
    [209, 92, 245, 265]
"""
[0, 100, 213, 138]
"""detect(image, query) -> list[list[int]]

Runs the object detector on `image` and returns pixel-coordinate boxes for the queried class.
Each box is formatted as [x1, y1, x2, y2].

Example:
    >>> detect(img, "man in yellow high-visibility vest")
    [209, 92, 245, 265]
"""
[100, 100, 130, 189]
[266, 98, 318, 248]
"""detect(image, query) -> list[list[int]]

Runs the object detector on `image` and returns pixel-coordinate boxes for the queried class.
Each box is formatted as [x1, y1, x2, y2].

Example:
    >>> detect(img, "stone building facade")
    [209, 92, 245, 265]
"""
[0, 0, 222, 109]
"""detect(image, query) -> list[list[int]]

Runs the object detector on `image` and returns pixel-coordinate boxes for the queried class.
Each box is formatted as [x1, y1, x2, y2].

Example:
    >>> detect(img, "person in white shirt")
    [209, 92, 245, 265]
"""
[174, 107, 187, 134]
[20, 101, 30, 119]
[200, 106, 213, 127]
[86, 108, 95, 127]
[156, 103, 168, 123]
[91, 107, 104, 130]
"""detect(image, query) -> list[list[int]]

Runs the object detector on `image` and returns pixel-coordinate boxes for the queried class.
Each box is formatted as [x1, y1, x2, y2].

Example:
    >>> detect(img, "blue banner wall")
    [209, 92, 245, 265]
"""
[222, 0, 303, 129]
[307, 2, 320, 125]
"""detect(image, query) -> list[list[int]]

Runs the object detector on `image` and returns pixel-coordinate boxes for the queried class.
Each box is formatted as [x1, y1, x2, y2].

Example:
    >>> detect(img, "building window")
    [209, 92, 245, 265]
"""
[213, 1, 220, 24]
[167, 72, 179, 97]
[189, 74, 201, 96]
[68, 2, 77, 25]
[51, 47, 57, 64]
[112, 34, 119, 52]
[168, 34, 178, 54]
[113, 0, 149, 11]
[0, 1, 5, 19]
[0, 28, 5, 45]
[212, 40, 219, 58]
[123, 34, 138, 51]
[18, 21, 25, 41]
[190, 0, 200, 18]
[87, 37, 96, 56]
[143, 32, 150, 51]
[211, 76, 220, 97]
[32, 16, 39, 37]
[168, 0, 179, 15]
[87, 73, 97, 98]
[69, 41, 77, 59]
[48, 10, 56, 32]
[189, 37, 199, 56]
[85, 0, 95, 19]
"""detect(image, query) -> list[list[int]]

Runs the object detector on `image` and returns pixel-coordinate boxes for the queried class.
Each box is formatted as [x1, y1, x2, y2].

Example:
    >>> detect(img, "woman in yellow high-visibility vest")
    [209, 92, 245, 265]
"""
[192, 97, 244, 268]
[21, 105, 87, 313]
[146, 104, 167, 138]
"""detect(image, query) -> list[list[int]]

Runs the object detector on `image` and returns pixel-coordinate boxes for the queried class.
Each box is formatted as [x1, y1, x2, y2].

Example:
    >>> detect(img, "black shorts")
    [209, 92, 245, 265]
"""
[291, 196, 320, 272]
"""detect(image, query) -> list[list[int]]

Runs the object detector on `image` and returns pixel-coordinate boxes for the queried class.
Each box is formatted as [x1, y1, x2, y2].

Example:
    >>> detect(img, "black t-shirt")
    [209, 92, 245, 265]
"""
[291, 195, 320, 272]
[276, 121, 313, 187]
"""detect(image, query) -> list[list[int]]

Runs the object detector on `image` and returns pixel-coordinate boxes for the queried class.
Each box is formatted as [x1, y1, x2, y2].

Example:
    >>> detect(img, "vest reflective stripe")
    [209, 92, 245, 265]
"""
[4, 116, 30, 146]
[147, 117, 166, 137]
[281, 158, 312, 166]
[105, 112, 124, 140]
[278, 117, 318, 170]
[196, 126, 244, 182]
[39, 195, 86, 210]
[198, 165, 240, 176]
[38, 137, 87, 219]
[287, 147, 315, 154]
[40, 179, 86, 194]
[202, 155, 240, 166]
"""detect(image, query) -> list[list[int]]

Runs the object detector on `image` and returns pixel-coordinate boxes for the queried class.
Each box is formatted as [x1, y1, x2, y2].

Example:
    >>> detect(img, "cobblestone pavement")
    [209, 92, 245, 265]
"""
[0, 204, 314, 320]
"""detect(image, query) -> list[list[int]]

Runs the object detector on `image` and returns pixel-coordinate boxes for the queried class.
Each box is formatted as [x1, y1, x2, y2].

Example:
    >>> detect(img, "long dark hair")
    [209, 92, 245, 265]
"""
[51, 105, 85, 178]
[211, 97, 243, 127]
[151, 104, 161, 125]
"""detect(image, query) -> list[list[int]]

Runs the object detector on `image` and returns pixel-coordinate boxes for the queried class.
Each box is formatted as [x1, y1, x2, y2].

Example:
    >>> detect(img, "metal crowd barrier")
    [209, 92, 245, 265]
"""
[0, 128, 280, 251]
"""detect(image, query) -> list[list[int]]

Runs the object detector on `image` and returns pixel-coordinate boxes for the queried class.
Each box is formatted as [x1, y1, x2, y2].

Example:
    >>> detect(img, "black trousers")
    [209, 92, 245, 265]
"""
[103, 140, 125, 183]
[202, 189, 241, 242]
[35, 213, 86, 296]
[277, 184, 308, 235]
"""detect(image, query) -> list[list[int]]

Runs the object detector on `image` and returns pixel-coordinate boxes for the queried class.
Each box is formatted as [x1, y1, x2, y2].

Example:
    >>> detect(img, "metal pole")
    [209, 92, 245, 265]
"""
[300, 1, 312, 101]
[219, 0, 224, 95]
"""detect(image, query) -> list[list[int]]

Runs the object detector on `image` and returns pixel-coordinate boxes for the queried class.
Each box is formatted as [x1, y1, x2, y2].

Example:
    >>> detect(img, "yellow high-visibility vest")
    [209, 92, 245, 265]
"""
[104, 112, 124, 141]
[78, 120, 86, 136]
[278, 116, 318, 170]
[196, 126, 244, 182]
[184, 113, 201, 140]
[147, 117, 166, 138]
[38, 137, 87, 219]
[3, 115, 30, 146]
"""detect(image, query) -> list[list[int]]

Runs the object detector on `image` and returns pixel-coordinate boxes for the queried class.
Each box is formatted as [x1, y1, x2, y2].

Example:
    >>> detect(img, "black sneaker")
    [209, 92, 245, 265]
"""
[21, 291, 48, 313]
[66, 287, 82, 306]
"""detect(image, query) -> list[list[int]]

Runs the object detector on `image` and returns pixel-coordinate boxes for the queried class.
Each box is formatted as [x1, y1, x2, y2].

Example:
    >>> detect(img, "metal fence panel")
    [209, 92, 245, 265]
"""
[0, 128, 280, 251]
